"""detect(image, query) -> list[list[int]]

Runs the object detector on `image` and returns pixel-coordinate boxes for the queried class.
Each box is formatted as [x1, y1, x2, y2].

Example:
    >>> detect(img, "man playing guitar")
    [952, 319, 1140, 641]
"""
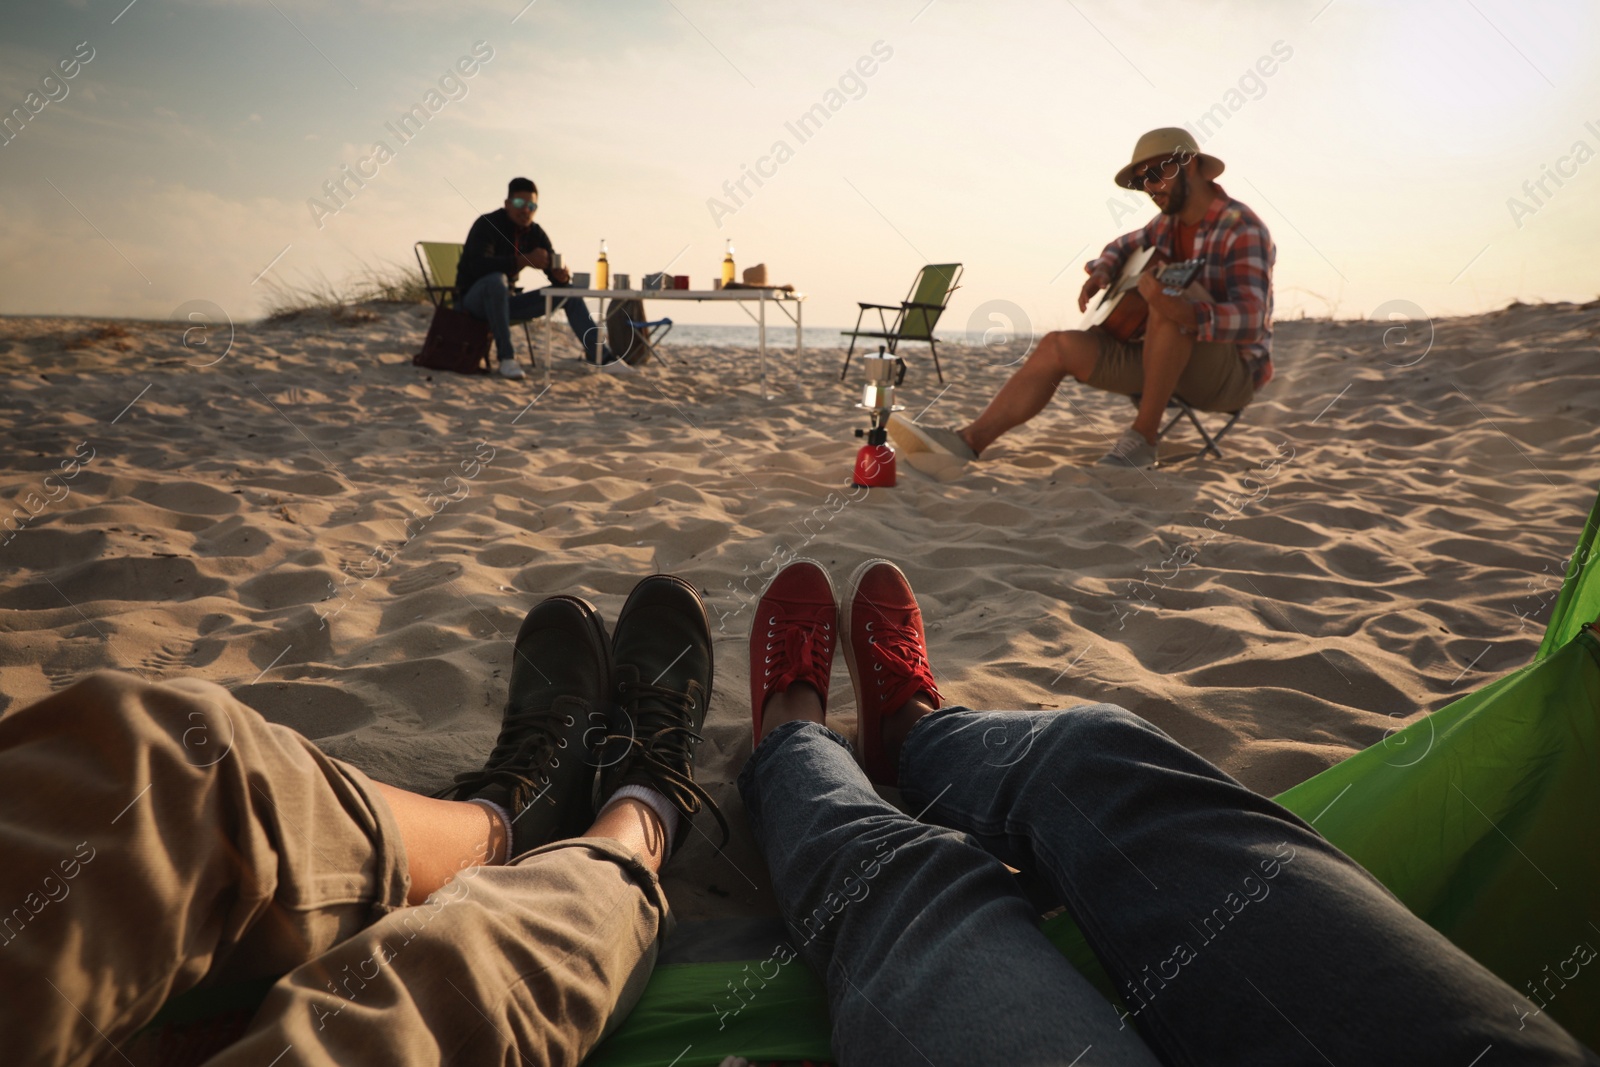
[890, 127, 1277, 469]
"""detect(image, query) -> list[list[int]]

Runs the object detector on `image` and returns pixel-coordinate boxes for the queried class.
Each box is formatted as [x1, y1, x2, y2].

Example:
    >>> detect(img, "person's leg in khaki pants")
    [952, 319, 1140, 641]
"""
[211, 581, 717, 1066]
[0, 670, 413, 1067]
[206, 826, 670, 1067]
[4, 583, 716, 1067]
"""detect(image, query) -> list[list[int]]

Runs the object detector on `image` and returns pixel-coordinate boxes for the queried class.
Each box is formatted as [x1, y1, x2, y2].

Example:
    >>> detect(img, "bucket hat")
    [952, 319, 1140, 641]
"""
[1115, 127, 1224, 189]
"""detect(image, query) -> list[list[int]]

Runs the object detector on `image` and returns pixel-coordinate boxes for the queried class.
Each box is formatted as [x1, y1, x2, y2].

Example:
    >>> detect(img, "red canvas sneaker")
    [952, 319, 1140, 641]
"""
[749, 560, 838, 749]
[843, 559, 941, 785]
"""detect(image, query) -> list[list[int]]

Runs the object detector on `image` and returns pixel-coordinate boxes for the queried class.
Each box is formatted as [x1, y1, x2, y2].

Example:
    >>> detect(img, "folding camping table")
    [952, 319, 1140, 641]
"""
[539, 287, 805, 399]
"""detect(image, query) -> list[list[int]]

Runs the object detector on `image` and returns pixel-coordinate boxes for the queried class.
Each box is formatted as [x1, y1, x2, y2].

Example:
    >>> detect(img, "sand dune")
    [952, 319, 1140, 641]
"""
[1, 299, 1596, 920]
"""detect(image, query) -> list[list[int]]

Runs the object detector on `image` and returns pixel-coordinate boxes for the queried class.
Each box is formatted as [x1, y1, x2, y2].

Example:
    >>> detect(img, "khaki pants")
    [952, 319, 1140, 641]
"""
[1085, 328, 1256, 413]
[0, 672, 668, 1067]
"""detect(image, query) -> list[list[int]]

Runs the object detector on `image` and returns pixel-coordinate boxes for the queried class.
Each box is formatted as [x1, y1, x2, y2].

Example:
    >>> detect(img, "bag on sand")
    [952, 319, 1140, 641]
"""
[415, 305, 491, 374]
[605, 298, 654, 366]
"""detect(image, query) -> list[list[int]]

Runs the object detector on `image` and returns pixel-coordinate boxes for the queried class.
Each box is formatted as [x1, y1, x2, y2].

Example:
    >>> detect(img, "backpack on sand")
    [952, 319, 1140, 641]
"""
[414, 305, 491, 375]
[605, 299, 656, 366]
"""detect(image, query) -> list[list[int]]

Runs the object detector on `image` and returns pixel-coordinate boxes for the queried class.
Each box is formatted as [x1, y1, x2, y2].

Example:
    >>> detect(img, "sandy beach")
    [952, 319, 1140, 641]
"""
[1, 299, 1596, 922]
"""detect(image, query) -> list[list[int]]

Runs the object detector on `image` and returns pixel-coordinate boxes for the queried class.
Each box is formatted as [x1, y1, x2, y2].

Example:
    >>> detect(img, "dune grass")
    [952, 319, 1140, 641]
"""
[262, 259, 430, 323]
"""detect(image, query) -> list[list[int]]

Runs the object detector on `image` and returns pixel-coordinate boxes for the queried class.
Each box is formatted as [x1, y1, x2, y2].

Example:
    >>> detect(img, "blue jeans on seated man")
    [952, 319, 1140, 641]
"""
[459, 272, 612, 365]
[737, 707, 1596, 1067]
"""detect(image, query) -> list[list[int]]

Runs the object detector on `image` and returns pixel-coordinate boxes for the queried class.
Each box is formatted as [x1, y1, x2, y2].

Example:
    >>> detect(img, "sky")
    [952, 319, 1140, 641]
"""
[1, 0, 1597, 336]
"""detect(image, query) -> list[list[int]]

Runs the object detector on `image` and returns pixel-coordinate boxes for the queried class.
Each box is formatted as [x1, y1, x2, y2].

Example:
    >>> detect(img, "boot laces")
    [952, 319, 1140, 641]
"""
[443, 704, 572, 811]
[609, 678, 729, 847]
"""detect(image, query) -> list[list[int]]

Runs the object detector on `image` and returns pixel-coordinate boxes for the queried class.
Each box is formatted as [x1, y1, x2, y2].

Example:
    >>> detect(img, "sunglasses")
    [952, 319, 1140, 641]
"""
[1132, 153, 1191, 188]
[509, 197, 538, 211]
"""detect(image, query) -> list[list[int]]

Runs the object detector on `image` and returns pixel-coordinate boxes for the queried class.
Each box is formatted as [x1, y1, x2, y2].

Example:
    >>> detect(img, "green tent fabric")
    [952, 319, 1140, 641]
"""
[589, 628, 1600, 1065]
[1539, 487, 1600, 660]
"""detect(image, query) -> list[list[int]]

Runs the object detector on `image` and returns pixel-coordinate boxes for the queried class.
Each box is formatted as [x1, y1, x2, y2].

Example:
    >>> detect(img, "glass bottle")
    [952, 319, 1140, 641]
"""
[721, 239, 736, 287]
[596, 238, 609, 290]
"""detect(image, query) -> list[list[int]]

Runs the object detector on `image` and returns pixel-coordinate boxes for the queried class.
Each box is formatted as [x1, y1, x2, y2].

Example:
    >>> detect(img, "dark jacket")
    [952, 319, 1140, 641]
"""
[456, 208, 553, 297]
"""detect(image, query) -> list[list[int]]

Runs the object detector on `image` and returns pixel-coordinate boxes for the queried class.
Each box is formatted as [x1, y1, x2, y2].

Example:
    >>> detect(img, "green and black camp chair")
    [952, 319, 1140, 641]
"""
[414, 240, 539, 360]
[840, 263, 962, 384]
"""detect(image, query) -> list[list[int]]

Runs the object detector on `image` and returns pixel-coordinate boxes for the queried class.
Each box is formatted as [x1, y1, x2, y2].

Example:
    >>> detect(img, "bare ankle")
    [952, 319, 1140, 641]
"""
[880, 693, 939, 770]
[760, 683, 825, 742]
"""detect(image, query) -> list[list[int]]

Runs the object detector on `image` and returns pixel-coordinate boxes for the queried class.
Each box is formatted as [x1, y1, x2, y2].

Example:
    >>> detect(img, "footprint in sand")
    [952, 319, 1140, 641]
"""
[388, 560, 465, 596]
[132, 481, 240, 516]
[902, 452, 970, 482]
[233, 682, 374, 740]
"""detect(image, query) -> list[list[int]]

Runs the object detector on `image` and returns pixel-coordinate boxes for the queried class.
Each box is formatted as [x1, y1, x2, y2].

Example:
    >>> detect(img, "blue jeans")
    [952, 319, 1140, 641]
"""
[459, 272, 609, 364]
[738, 707, 1597, 1066]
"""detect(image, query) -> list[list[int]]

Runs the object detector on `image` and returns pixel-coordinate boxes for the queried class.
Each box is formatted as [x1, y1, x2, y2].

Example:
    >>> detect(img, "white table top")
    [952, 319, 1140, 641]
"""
[545, 287, 804, 301]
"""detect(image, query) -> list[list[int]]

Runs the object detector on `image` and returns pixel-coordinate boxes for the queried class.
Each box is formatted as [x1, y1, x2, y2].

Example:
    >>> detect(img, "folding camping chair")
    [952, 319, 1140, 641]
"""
[839, 263, 963, 384]
[1129, 393, 1244, 462]
[413, 241, 542, 380]
[604, 298, 679, 368]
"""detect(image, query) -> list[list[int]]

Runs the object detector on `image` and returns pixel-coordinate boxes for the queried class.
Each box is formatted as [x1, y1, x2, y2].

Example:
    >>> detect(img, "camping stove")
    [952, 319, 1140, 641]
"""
[851, 346, 906, 489]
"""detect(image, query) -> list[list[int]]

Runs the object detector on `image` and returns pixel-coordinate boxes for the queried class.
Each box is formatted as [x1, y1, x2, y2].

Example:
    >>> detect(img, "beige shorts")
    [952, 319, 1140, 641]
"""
[1085, 328, 1255, 413]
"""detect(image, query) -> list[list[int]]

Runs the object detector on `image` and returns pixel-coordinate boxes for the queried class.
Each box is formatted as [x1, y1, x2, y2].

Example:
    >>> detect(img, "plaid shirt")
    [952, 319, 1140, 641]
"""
[1085, 185, 1276, 386]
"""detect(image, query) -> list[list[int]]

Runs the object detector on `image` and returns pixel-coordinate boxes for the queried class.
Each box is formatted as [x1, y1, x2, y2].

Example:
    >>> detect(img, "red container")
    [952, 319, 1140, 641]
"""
[673, 275, 690, 290]
[852, 443, 896, 488]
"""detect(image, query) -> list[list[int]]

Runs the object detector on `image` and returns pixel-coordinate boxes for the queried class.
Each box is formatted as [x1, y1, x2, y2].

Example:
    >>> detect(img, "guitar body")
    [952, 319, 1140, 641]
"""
[1100, 288, 1153, 343]
[1081, 248, 1205, 342]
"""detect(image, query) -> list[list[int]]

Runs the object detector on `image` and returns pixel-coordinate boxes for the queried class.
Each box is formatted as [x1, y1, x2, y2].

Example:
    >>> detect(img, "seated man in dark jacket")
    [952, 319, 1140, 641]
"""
[457, 176, 628, 379]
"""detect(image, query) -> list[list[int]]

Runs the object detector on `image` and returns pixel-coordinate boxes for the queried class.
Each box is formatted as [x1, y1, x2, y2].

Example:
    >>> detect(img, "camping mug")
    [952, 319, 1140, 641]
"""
[614, 274, 630, 290]
[571, 272, 590, 289]
[674, 275, 690, 289]
[550, 251, 563, 271]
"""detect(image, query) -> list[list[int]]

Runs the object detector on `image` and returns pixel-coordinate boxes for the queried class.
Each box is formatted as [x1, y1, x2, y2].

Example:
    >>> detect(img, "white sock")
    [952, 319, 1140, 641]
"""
[601, 784, 680, 855]
[466, 797, 515, 862]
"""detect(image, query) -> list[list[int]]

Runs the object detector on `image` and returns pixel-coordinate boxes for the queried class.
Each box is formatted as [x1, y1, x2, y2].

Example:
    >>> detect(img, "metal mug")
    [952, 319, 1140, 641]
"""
[673, 275, 690, 290]
[549, 251, 563, 271]
[614, 273, 630, 290]
[571, 272, 591, 289]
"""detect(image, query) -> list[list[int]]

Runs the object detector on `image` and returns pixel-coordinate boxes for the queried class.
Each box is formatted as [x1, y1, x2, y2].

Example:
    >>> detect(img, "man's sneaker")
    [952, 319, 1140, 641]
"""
[498, 359, 527, 380]
[434, 596, 611, 859]
[1098, 428, 1158, 468]
[842, 559, 941, 786]
[887, 415, 978, 462]
[749, 560, 837, 749]
[601, 575, 728, 850]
